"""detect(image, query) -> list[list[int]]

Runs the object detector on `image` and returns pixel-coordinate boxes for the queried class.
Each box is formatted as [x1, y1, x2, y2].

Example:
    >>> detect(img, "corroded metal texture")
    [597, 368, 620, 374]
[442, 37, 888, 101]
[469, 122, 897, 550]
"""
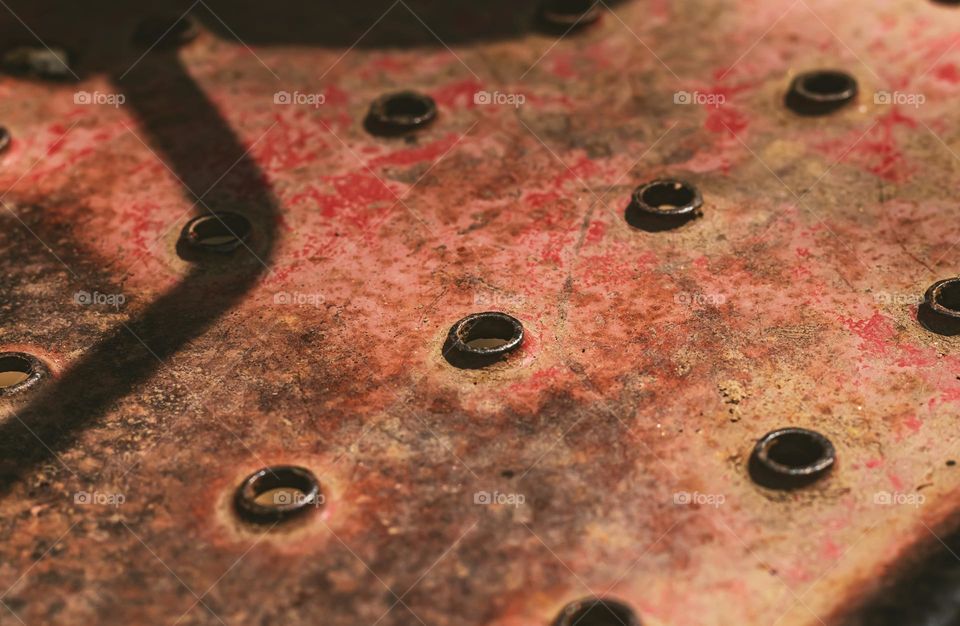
[1, 1, 960, 625]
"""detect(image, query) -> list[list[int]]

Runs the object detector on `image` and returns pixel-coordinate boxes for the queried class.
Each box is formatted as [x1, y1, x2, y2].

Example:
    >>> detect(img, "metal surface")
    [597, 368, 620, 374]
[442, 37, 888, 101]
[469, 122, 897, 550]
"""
[1, 1, 960, 625]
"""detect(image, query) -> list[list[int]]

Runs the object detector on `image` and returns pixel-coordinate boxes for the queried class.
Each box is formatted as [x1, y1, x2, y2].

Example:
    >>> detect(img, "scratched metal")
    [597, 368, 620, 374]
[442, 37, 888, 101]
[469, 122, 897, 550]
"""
[1, 1, 960, 625]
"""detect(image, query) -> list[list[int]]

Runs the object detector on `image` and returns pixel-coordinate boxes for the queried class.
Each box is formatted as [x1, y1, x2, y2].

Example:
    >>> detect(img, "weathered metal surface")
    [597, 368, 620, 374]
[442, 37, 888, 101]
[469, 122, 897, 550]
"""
[1, 1, 960, 625]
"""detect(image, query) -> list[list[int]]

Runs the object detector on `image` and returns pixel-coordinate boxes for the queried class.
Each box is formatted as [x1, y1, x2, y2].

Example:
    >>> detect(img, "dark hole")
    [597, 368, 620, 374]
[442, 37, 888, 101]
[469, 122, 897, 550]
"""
[0, 355, 33, 389]
[801, 72, 852, 96]
[236, 465, 321, 522]
[563, 600, 637, 626]
[462, 316, 518, 349]
[766, 432, 825, 468]
[501, 469, 515, 478]
[191, 213, 251, 248]
[948, 460, 956, 467]
[248, 468, 315, 501]
[641, 181, 695, 210]
[383, 94, 431, 119]
[935, 281, 960, 313]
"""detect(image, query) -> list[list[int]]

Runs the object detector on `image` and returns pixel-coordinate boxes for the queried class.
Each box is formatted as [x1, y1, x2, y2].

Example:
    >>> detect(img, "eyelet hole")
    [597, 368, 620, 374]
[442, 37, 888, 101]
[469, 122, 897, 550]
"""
[750, 428, 835, 489]
[0, 352, 47, 396]
[181, 212, 252, 253]
[765, 432, 826, 469]
[0, 355, 33, 389]
[235, 465, 322, 523]
[626, 178, 702, 231]
[444, 312, 525, 369]
[365, 91, 437, 137]
[786, 70, 857, 115]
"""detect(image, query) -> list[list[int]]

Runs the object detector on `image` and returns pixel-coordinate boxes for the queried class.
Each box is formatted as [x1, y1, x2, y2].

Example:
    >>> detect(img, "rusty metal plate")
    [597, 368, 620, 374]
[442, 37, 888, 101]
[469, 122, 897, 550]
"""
[2, 1, 960, 625]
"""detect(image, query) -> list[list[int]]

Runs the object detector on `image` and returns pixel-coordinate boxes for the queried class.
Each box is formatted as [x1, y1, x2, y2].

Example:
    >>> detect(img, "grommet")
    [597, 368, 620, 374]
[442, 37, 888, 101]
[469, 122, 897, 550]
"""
[1, 45, 74, 81]
[785, 70, 858, 116]
[443, 312, 524, 369]
[625, 178, 702, 231]
[0, 352, 48, 397]
[553, 597, 641, 626]
[179, 211, 252, 254]
[749, 428, 835, 489]
[235, 465, 322, 523]
[0, 127, 11, 154]
[538, 0, 602, 32]
[133, 15, 199, 49]
[364, 91, 437, 137]
[919, 278, 960, 335]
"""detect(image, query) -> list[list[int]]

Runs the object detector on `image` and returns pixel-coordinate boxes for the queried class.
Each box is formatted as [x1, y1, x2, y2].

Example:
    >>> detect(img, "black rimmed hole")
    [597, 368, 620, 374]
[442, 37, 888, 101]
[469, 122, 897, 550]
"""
[920, 278, 960, 335]
[134, 15, 199, 49]
[0, 127, 10, 154]
[786, 70, 858, 115]
[948, 460, 956, 467]
[538, 0, 602, 31]
[749, 428, 835, 490]
[444, 312, 524, 369]
[0, 353, 46, 396]
[235, 465, 321, 523]
[179, 212, 252, 257]
[929, 279, 960, 314]
[365, 91, 437, 137]
[0, 355, 32, 388]
[626, 179, 702, 231]
[766, 432, 824, 468]
[640, 181, 696, 211]
[554, 598, 640, 626]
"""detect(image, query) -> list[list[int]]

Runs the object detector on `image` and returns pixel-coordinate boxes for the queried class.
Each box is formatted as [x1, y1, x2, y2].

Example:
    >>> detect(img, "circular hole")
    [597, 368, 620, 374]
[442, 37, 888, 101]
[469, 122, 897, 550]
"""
[554, 598, 640, 626]
[766, 432, 825, 468]
[134, 15, 199, 48]
[539, 0, 602, 29]
[365, 91, 437, 137]
[947, 460, 956, 467]
[925, 278, 960, 317]
[235, 465, 321, 523]
[181, 212, 252, 253]
[627, 179, 702, 230]
[786, 70, 857, 115]
[0, 352, 46, 396]
[640, 181, 697, 212]
[444, 312, 525, 369]
[802, 72, 852, 97]
[0, 127, 11, 154]
[750, 428, 835, 489]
